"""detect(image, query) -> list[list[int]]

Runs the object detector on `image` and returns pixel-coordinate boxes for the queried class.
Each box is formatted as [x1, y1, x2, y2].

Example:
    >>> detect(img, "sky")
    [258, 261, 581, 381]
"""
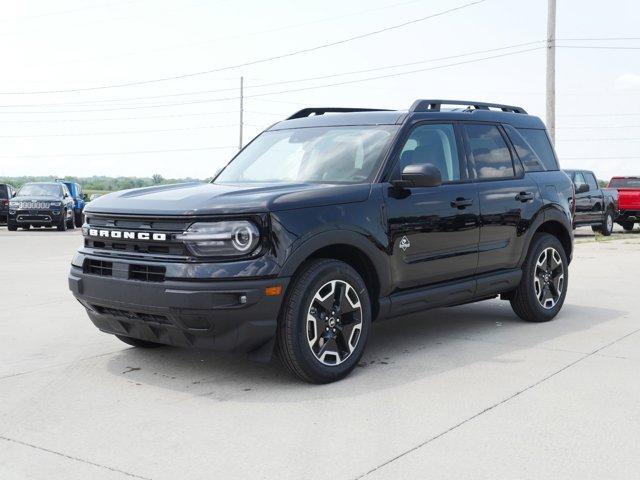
[0, 0, 639, 180]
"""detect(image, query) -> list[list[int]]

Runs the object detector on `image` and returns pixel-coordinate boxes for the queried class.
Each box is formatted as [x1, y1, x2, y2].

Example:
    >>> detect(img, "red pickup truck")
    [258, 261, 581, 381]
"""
[608, 176, 640, 231]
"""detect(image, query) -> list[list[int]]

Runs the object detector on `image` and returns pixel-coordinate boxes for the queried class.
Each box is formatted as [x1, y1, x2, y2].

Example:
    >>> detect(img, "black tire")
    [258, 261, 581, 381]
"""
[593, 209, 614, 236]
[510, 233, 568, 322]
[276, 259, 371, 384]
[66, 211, 75, 229]
[74, 211, 84, 227]
[7, 220, 17, 231]
[115, 335, 164, 348]
[621, 221, 635, 232]
[57, 210, 67, 231]
[21, 224, 30, 230]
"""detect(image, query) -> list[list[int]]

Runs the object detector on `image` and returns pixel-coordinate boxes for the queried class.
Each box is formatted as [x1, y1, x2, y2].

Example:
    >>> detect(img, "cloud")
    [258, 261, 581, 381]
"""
[614, 73, 640, 91]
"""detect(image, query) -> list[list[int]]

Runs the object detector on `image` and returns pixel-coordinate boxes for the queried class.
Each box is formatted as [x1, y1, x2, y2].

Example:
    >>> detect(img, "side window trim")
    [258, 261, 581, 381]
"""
[460, 122, 520, 182]
[383, 121, 469, 184]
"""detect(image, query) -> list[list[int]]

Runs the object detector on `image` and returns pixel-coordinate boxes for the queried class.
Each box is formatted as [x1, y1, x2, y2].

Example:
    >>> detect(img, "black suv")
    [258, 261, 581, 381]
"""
[9, 182, 75, 231]
[1, 183, 17, 224]
[69, 100, 574, 383]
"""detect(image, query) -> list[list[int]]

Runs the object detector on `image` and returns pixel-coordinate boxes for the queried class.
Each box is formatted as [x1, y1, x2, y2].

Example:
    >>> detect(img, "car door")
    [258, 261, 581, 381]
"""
[462, 123, 543, 273]
[384, 122, 480, 290]
[572, 172, 591, 225]
[585, 172, 602, 222]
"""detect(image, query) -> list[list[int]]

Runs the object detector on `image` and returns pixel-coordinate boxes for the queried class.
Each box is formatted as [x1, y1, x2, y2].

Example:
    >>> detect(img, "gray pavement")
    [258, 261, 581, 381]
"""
[1, 226, 639, 479]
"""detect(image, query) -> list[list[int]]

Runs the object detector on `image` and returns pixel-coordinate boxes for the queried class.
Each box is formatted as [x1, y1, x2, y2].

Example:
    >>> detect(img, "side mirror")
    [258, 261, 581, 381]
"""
[576, 184, 589, 194]
[398, 163, 442, 188]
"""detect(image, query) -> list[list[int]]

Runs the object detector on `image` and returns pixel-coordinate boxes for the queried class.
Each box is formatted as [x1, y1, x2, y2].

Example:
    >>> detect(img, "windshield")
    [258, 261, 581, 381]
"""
[215, 125, 399, 184]
[17, 184, 61, 197]
[609, 178, 640, 188]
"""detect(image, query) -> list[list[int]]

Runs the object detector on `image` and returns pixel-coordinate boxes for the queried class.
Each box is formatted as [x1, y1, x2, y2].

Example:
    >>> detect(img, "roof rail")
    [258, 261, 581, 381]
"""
[409, 99, 527, 114]
[286, 107, 390, 120]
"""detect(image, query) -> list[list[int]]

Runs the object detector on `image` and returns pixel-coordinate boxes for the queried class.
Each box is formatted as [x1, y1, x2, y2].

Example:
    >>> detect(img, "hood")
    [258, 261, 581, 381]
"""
[84, 181, 372, 216]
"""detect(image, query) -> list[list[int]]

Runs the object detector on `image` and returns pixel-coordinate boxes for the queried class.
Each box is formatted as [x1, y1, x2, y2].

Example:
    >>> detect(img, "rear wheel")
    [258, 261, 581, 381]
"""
[621, 221, 635, 232]
[74, 211, 83, 227]
[7, 220, 17, 231]
[510, 233, 568, 322]
[21, 224, 30, 230]
[592, 209, 614, 236]
[276, 259, 371, 383]
[115, 335, 164, 348]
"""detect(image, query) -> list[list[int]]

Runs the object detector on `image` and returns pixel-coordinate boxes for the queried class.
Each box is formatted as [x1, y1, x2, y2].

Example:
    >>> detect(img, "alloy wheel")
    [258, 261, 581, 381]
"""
[306, 280, 363, 366]
[533, 247, 564, 309]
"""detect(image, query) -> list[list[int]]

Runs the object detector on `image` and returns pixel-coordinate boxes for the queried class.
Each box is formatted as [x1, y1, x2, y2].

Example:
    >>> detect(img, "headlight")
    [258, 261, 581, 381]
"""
[176, 221, 260, 257]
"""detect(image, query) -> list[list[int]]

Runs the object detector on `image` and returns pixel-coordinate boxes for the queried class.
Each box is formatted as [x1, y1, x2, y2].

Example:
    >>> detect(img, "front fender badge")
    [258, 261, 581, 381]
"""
[399, 236, 411, 251]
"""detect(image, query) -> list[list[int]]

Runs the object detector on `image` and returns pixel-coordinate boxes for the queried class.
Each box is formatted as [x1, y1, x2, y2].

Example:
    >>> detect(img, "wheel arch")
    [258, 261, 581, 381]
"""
[280, 231, 390, 320]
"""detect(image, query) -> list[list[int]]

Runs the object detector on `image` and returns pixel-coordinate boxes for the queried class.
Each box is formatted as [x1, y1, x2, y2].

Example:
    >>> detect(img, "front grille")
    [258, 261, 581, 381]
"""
[84, 259, 113, 277]
[15, 201, 50, 209]
[129, 264, 166, 282]
[83, 214, 189, 257]
[92, 305, 172, 325]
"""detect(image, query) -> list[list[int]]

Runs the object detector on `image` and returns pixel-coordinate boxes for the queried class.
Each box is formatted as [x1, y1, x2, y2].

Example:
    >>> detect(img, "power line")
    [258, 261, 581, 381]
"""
[0, 40, 543, 108]
[557, 45, 640, 50]
[557, 137, 640, 142]
[557, 125, 640, 129]
[0, 110, 237, 123]
[0, 124, 238, 138]
[0, 146, 237, 159]
[0, 0, 486, 95]
[0, 45, 543, 115]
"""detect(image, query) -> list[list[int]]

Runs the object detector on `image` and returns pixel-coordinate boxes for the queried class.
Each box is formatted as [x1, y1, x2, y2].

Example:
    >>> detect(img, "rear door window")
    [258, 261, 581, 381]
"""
[463, 124, 515, 179]
[0, 186, 7, 199]
[517, 128, 559, 170]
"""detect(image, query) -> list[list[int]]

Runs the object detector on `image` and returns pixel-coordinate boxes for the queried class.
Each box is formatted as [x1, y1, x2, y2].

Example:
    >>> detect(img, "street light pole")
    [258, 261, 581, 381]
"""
[239, 76, 244, 151]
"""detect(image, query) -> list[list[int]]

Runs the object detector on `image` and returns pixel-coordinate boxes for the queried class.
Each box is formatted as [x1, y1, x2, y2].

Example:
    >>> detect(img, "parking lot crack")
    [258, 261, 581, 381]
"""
[355, 326, 640, 480]
[0, 435, 153, 479]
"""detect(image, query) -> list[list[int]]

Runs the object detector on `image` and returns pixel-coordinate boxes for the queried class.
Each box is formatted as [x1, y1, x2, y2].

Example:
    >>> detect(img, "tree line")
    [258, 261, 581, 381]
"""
[0, 174, 206, 192]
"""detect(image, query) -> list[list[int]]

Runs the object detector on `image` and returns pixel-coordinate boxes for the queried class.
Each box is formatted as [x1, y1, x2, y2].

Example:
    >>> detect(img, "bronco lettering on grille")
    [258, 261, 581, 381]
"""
[87, 228, 167, 241]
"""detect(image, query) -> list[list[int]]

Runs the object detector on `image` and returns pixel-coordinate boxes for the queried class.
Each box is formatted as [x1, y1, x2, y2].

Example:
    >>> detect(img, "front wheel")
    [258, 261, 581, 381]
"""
[276, 259, 371, 383]
[7, 220, 17, 231]
[57, 210, 67, 231]
[510, 233, 568, 322]
[74, 211, 84, 227]
[621, 221, 635, 232]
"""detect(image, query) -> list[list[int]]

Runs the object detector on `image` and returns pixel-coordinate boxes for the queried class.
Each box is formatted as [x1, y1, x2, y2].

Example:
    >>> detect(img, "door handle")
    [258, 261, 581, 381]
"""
[515, 191, 535, 202]
[451, 197, 473, 209]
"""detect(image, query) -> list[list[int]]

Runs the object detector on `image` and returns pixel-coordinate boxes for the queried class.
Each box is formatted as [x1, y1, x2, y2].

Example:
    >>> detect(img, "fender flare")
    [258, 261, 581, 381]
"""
[517, 205, 573, 266]
[279, 229, 392, 295]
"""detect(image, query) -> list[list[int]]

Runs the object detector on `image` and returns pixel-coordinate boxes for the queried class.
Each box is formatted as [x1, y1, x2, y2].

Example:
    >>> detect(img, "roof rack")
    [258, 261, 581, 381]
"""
[286, 107, 390, 120]
[409, 99, 527, 114]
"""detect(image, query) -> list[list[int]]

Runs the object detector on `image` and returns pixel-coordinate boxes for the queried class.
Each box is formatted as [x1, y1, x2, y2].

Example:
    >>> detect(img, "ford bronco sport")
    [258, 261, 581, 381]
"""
[68, 100, 574, 383]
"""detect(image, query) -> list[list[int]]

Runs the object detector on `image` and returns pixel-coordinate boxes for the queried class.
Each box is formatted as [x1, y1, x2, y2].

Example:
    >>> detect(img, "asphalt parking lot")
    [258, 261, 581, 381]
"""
[1, 227, 639, 480]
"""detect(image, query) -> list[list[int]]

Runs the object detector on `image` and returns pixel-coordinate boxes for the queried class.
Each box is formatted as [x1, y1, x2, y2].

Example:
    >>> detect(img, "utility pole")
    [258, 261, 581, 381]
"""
[239, 76, 244, 151]
[546, 0, 556, 144]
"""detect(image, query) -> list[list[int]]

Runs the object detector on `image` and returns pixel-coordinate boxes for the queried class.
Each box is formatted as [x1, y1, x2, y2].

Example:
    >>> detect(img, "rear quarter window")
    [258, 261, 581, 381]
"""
[517, 128, 559, 171]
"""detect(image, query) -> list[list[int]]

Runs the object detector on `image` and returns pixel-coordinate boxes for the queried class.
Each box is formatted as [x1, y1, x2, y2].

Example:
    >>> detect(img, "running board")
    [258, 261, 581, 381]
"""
[384, 269, 522, 319]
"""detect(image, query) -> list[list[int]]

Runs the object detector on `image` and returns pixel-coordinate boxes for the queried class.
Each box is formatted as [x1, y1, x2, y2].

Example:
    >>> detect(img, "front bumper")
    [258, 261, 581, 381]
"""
[9, 209, 62, 225]
[69, 265, 289, 355]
